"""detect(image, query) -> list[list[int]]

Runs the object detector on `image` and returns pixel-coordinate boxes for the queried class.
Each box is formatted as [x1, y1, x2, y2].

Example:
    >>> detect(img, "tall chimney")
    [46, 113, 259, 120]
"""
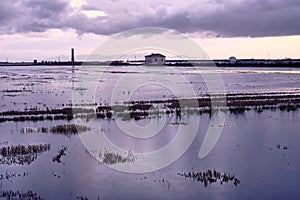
[71, 48, 75, 63]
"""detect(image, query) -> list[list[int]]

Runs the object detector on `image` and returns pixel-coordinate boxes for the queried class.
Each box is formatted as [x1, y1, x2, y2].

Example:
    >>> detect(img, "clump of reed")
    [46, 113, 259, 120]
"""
[0, 190, 43, 200]
[100, 149, 135, 165]
[50, 124, 90, 134]
[279, 104, 298, 112]
[228, 106, 250, 114]
[178, 169, 241, 187]
[76, 195, 89, 200]
[169, 122, 188, 126]
[0, 144, 50, 157]
[0, 144, 50, 165]
[0, 171, 29, 181]
[20, 127, 48, 134]
[21, 124, 91, 135]
[0, 115, 73, 123]
[276, 144, 289, 150]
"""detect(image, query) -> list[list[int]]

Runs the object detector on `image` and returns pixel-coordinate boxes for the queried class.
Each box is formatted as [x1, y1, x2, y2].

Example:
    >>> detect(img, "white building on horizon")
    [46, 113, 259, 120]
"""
[229, 56, 237, 63]
[145, 53, 166, 65]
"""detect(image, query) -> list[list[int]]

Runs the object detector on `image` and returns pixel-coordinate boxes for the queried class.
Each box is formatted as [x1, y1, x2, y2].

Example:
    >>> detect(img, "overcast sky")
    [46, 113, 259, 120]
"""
[1, 0, 300, 61]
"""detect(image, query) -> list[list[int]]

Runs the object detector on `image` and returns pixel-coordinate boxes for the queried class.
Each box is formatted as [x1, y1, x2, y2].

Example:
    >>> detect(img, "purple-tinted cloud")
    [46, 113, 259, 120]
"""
[1, 0, 300, 37]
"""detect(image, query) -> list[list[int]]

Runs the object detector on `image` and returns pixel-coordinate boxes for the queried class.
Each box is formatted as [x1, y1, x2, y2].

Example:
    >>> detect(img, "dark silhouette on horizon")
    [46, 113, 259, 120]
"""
[0, 48, 300, 67]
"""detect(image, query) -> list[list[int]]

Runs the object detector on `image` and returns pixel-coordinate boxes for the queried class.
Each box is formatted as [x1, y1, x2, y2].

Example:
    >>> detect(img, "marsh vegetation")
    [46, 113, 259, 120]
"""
[0, 144, 50, 165]
[178, 169, 241, 187]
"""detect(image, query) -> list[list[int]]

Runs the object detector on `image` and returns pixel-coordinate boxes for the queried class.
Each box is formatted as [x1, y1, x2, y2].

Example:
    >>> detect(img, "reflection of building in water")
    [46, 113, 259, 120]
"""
[145, 53, 166, 65]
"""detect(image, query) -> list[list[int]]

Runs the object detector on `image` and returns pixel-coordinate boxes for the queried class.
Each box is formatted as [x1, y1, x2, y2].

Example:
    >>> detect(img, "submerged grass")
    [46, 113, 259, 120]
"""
[50, 124, 91, 134]
[1, 92, 300, 123]
[178, 169, 241, 187]
[100, 149, 135, 165]
[0, 144, 50, 165]
[0, 190, 44, 200]
[21, 124, 91, 135]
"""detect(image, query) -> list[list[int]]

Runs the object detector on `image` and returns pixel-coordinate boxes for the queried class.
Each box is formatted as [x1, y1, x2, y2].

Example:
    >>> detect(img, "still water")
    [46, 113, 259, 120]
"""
[1, 65, 300, 199]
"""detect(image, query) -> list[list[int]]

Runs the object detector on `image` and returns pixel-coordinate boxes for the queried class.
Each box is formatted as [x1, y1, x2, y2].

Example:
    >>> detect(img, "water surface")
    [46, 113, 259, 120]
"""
[1, 65, 300, 199]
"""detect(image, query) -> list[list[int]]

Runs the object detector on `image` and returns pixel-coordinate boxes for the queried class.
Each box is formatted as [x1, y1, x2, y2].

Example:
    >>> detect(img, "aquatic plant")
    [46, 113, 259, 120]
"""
[275, 144, 289, 150]
[229, 106, 248, 114]
[52, 146, 67, 163]
[0, 171, 29, 181]
[169, 122, 188, 126]
[178, 169, 241, 187]
[0, 190, 44, 200]
[2, 91, 300, 123]
[139, 175, 171, 190]
[0, 144, 50, 157]
[76, 195, 89, 200]
[21, 124, 91, 135]
[129, 103, 153, 111]
[254, 106, 263, 113]
[0, 144, 50, 165]
[100, 149, 135, 165]
[50, 124, 91, 134]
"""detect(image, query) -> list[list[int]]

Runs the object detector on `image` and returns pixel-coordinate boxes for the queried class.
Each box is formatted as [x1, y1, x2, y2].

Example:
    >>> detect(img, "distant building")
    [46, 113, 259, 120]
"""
[229, 56, 237, 63]
[145, 53, 166, 65]
[71, 48, 75, 63]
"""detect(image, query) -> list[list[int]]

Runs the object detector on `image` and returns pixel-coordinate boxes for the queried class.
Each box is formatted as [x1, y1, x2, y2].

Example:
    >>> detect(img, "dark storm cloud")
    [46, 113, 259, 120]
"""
[0, 1, 18, 32]
[1, 0, 300, 37]
[0, 0, 68, 34]
[194, 0, 300, 37]
[23, 0, 67, 19]
[129, 0, 300, 37]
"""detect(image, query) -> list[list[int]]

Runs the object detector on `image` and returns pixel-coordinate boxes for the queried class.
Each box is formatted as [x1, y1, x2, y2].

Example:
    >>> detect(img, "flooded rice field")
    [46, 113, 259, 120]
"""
[1, 65, 300, 199]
